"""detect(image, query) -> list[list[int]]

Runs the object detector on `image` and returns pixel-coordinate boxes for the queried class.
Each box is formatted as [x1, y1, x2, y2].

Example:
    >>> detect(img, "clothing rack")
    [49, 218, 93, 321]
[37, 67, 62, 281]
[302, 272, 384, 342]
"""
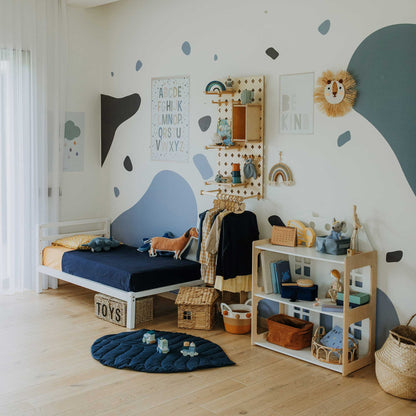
[199, 190, 257, 213]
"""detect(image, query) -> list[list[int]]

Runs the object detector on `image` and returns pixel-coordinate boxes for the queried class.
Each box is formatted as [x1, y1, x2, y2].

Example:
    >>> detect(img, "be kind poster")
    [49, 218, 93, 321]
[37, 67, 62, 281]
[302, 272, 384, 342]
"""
[151, 76, 190, 161]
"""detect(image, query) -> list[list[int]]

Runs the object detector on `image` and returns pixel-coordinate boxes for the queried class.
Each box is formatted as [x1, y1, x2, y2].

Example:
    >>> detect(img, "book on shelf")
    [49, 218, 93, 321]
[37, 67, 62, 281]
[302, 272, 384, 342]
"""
[321, 304, 343, 312]
[273, 260, 292, 294]
[258, 251, 275, 294]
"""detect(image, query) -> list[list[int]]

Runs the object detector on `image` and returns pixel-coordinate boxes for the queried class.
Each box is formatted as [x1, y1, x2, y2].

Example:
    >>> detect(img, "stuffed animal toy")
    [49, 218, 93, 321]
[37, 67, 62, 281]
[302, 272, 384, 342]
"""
[243, 158, 257, 179]
[328, 218, 345, 240]
[149, 227, 199, 260]
[82, 237, 120, 252]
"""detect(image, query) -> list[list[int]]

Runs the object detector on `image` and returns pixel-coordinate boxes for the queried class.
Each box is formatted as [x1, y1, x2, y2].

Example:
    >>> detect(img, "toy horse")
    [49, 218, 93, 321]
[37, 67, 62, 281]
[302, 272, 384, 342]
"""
[149, 227, 199, 260]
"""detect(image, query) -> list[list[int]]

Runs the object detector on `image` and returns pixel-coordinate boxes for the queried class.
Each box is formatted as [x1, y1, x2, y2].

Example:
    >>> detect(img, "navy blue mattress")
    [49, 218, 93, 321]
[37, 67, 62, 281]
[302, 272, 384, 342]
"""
[61, 245, 201, 292]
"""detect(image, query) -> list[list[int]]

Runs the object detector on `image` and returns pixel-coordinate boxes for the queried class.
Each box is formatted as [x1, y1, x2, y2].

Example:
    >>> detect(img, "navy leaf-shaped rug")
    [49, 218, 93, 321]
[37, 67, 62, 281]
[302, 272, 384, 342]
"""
[91, 329, 235, 373]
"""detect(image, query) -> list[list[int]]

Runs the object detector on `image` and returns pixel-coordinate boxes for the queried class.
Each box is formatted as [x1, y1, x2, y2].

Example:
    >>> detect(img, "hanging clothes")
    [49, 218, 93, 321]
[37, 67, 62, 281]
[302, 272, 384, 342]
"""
[215, 211, 259, 280]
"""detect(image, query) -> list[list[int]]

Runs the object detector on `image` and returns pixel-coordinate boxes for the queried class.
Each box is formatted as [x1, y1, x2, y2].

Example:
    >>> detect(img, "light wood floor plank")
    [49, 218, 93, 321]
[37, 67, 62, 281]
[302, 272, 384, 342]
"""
[0, 283, 414, 416]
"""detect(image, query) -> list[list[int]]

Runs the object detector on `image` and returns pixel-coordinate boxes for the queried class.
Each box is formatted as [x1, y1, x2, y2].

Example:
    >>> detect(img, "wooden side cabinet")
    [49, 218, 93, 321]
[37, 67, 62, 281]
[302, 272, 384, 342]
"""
[232, 104, 262, 143]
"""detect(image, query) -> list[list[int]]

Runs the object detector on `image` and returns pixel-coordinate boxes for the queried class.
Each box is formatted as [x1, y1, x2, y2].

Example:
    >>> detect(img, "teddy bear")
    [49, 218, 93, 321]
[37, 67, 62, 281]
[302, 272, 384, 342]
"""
[328, 218, 345, 240]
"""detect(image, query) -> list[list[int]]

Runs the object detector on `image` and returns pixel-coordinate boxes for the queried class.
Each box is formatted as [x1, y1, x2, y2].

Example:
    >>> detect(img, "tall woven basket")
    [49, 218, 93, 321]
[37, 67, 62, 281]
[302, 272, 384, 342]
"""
[375, 314, 416, 400]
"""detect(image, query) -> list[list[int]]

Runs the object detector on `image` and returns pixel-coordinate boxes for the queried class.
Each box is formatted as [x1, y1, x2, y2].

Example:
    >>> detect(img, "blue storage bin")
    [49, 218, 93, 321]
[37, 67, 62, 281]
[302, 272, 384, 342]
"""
[281, 284, 318, 301]
[316, 236, 350, 255]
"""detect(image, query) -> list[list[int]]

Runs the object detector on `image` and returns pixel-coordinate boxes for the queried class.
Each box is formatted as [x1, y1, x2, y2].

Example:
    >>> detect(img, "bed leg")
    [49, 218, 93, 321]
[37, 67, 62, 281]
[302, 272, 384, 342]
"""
[126, 295, 136, 329]
[36, 273, 44, 293]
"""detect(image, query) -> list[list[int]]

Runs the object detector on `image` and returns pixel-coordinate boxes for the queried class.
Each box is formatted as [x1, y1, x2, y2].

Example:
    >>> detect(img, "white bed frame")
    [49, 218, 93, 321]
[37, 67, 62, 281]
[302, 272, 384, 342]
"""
[37, 218, 204, 329]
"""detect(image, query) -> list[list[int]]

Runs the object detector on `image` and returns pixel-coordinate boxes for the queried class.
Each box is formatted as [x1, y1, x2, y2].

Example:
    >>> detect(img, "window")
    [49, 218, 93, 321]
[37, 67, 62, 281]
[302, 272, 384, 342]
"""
[183, 311, 192, 320]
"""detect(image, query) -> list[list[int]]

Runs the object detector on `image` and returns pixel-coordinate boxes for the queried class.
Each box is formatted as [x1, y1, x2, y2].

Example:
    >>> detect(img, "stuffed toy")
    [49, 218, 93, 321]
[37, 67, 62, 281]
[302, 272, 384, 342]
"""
[137, 232, 174, 255]
[149, 227, 199, 260]
[82, 237, 120, 252]
[328, 218, 345, 240]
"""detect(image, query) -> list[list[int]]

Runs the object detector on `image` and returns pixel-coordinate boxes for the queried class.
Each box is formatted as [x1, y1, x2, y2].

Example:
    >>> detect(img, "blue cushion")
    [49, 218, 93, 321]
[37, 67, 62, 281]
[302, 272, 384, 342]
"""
[320, 325, 356, 349]
[91, 329, 235, 373]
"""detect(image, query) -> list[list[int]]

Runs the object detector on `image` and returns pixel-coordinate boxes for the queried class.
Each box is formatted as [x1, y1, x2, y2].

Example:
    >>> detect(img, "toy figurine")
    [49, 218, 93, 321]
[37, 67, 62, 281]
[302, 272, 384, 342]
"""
[215, 172, 227, 183]
[181, 341, 198, 357]
[157, 337, 169, 354]
[328, 218, 345, 240]
[326, 269, 343, 303]
[225, 75, 234, 91]
[142, 330, 156, 344]
[348, 205, 362, 256]
[313, 298, 320, 307]
[243, 158, 257, 179]
[212, 132, 222, 146]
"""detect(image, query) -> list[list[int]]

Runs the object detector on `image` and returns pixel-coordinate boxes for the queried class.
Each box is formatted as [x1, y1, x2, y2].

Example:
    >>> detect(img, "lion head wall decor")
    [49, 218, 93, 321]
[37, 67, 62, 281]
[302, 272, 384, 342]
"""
[314, 70, 357, 117]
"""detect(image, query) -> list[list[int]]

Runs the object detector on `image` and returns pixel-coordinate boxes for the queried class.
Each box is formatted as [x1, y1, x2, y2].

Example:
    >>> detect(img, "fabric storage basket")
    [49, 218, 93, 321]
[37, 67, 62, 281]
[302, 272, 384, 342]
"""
[316, 236, 351, 255]
[375, 314, 416, 400]
[267, 314, 313, 350]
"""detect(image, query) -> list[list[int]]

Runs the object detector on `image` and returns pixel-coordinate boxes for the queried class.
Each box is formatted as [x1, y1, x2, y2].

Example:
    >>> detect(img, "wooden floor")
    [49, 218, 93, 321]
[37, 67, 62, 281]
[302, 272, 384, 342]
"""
[0, 284, 415, 416]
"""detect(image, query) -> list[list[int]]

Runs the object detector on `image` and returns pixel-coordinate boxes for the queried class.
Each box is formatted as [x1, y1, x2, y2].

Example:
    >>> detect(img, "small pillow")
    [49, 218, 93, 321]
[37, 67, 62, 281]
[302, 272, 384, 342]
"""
[82, 237, 120, 252]
[52, 234, 98, 250]
[320, 325, 356, 350]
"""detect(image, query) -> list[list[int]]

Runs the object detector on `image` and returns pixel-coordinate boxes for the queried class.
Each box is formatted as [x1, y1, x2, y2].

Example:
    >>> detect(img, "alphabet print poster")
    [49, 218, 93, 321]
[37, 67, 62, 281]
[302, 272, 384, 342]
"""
[279, 73, 314, 134]
[151, 76, 190, 161]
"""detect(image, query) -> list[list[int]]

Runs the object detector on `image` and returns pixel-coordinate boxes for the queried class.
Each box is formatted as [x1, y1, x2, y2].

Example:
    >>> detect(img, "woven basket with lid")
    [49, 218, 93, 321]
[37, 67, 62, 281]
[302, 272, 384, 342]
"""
[375, 314, 416, 400]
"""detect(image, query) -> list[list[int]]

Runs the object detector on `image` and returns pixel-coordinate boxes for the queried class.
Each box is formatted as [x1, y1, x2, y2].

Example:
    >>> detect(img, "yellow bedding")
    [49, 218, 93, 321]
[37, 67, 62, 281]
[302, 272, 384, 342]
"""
[42, 246, 73, 271]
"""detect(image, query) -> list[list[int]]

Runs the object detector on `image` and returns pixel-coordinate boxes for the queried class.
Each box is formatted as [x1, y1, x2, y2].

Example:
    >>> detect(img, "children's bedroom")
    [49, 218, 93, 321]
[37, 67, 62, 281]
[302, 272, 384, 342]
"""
[1, 0, 415, 414]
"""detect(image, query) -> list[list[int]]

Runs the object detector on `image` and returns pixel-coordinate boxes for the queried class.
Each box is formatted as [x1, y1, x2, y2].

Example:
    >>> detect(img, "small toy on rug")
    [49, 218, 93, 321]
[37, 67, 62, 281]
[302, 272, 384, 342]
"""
[157, 337, 169, 354]
[149, 227, 198, 260]
[328, 218, 345, 240]
[142, 330, 156, 344]
[326, 269, 343, 303]
[181, 341, 198, 357]
[82, 237, 120, 252]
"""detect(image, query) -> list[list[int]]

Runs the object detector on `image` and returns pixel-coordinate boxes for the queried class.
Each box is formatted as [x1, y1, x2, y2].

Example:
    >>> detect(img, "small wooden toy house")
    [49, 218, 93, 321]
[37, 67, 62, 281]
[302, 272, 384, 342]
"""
[175, 287, 219, 330]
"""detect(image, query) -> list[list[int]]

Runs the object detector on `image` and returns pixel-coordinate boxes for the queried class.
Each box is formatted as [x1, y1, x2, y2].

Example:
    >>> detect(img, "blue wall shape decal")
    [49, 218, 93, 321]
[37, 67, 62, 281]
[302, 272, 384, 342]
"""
[318, 19, 330, 35]
[193, 154, 213, 180]
[265, 47, 279, 60]
[181, 41, 191, 55]
[214, 54, 218, 61]
[135, 60, 143, 71]
[348, 24, 416, 195]
[198, 115, 211, 132]
[123, 156, 133, 172]
[386, 250, 403, 263]
[111, 71, 114, 77]
[376, 288, 400, 349]
[337, 131, 351, 147]
[101, 93, 141, 166]
[114, 187, 120, 198]
[111, 170, 198, 247]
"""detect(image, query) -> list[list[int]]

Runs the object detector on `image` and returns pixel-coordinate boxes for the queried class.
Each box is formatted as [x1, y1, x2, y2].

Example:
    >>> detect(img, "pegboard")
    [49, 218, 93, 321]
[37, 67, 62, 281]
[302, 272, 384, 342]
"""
[204, 75, 265, 199]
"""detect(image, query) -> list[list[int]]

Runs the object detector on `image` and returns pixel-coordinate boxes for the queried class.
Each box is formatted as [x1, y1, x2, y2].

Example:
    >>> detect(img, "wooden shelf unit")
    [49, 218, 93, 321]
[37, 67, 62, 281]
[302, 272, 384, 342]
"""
[232, 104, 262, 143]
[251, 239, 377, 376]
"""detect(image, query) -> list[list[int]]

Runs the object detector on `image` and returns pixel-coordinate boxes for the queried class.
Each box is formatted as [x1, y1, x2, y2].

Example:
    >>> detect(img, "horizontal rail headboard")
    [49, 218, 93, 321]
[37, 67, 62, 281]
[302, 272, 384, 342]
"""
[38, 218, 111, 244]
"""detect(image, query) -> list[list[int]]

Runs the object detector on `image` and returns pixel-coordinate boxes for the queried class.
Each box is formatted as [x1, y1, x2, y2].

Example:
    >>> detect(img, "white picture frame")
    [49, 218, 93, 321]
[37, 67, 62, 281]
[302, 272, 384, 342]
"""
[279, 72, 314, 135]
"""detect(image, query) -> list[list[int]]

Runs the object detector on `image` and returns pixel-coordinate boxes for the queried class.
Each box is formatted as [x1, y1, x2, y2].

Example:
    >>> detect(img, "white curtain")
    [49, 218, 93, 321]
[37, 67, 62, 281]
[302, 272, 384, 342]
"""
[0, 0, 67, 293]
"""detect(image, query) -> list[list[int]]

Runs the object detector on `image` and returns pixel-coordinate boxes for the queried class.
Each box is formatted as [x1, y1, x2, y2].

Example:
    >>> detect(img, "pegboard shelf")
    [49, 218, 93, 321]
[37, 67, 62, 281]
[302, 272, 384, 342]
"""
[205, 145, 243, 150]
[205, 181, 247, 187]
[204, 90, 235, 96]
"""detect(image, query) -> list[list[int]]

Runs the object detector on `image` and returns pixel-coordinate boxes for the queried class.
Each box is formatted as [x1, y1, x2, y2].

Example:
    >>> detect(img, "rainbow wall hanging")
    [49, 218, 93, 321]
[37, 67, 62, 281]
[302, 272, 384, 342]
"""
[268, 153, 294, 186]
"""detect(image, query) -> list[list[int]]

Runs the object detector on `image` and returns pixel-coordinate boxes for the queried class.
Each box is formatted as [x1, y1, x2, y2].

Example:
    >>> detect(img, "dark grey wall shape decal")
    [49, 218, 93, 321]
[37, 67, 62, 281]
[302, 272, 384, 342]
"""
[376, 288, 400, 349]
[136, 60, 142, 71]
[265, 47, 279, 60]
[111, 170, 197, 247]
[337, 131, 351, 147]
[318, 19, 330, 35]
[114, 187, 120, 197]
[101, 93, 141, 166]
[214, 54, 218, 61]
[348, 24, 416, 195]
[198, 115, 211, 132]
[386, 250, 403, 263]
[123, 156, 133, 172]
[111, 72, 114, 77]
[181, 41, 191, 55]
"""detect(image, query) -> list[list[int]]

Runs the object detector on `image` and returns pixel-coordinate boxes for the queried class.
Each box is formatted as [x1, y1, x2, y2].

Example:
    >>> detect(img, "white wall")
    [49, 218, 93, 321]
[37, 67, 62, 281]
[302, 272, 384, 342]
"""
[61, 6, 108, 220]
[66, 0, 416, 322]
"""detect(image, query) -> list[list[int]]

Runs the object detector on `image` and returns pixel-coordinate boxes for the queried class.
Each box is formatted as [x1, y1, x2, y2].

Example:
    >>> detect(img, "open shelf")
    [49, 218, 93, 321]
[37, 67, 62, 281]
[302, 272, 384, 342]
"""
[204, 90, 235, 96]
[205, 180, 247, 188]
[255, 241, 346, 265]
[255, 292, 344, 318]
[255, 340, 343, 373]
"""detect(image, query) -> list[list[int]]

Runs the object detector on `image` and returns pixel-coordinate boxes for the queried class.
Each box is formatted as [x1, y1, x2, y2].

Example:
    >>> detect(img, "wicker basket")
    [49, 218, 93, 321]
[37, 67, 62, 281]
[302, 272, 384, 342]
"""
[311, 327, 359, 365]
[271, 226, 297, 247]
[375, 314, 416, 400]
